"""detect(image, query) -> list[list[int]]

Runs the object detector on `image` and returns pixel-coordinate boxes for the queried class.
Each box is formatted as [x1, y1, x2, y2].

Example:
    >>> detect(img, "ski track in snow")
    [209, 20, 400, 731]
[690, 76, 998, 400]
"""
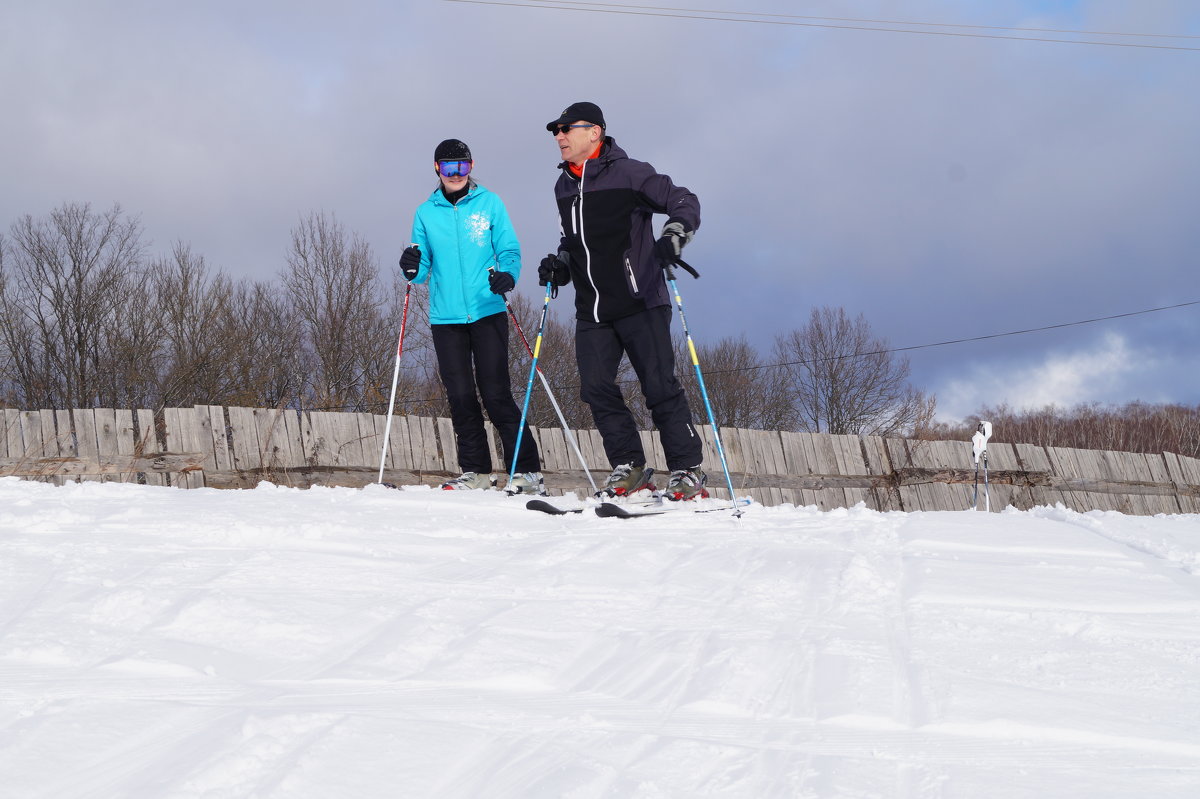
[0, 477, 1198, 798]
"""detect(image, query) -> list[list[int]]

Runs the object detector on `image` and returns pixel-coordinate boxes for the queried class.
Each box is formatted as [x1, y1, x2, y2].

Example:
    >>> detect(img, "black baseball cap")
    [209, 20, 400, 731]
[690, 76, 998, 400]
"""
[434, 139, 471, 162]
[546, 101, 605, 132]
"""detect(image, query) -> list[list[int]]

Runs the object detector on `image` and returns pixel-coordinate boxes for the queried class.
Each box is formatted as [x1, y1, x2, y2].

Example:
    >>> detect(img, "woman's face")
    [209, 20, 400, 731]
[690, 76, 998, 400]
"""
[439, 171, 468, 192]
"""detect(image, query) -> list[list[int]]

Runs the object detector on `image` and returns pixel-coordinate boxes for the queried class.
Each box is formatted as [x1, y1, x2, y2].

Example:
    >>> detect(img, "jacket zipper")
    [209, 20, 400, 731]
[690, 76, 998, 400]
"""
[576, 162, 601, 323]
[452, 201, 472, 322]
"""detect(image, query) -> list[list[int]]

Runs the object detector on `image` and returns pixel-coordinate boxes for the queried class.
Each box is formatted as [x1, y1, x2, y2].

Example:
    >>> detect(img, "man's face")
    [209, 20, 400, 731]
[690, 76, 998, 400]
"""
[553, 121, 600, 166]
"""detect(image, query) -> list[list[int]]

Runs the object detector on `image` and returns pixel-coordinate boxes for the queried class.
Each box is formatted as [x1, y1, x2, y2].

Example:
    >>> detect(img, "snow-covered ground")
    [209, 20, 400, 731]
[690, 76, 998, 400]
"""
[1, 476, 1198, 798]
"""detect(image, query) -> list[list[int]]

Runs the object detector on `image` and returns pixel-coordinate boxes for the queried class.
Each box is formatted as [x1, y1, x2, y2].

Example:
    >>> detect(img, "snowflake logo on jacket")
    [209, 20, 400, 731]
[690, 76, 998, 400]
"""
[466, 213, 491, 246]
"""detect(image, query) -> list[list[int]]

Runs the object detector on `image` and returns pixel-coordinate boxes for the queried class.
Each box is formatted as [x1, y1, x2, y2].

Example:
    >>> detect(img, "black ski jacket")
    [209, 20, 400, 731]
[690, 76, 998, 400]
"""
[552, 138, 701, 323]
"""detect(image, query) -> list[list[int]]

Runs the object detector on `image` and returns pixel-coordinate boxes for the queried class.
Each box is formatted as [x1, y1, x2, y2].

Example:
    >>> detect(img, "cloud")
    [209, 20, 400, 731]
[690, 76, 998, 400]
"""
[933, 331, 1169, 419]
[1, 0, 1197, 416]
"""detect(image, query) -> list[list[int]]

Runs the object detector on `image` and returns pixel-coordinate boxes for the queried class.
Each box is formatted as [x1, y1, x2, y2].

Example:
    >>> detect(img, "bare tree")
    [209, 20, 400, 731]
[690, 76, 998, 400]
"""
[775, 306, 935, 436]
[925, 401, 1200, 459]
[220, 280, 303, 408]
[150, 243, 237, 406]
[499, 294, 595, 430]
[363, 273, 440, 416]
[282, 212, 388, 410]
[679, 334, 797, 431]
[0, 236, 19, 405]
[96, 277, 162, 409]
[0, 202, 146, 408]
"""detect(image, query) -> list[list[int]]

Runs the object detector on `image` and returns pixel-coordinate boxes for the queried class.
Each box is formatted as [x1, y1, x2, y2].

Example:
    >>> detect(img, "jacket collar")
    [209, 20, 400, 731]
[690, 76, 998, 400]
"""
[559, 137, 623, 177]
[429, 179, 480, 206]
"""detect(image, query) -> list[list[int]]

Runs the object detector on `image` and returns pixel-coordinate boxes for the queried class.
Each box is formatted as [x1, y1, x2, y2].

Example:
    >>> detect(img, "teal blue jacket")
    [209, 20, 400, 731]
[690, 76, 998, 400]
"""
[409, 181, 521, 325]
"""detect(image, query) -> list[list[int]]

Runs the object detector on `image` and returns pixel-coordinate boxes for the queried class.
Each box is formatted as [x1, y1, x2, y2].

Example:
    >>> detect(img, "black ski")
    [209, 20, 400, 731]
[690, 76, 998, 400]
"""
[526, 494, 663, 516]
[596, 498, 752, 519]
[528, 496, 749, 518]
[525, 498, 585, 515]
[594, 501, 670, 519]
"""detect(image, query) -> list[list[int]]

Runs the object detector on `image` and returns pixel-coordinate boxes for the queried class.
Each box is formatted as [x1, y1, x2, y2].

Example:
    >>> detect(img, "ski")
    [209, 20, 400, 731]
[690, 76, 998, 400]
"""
[594, 501, 670, 518]
[527, 496, 751, 518]
[526, 495, 661, 516]
[595, 498, 752, 519]
[525, 498, 586, 515]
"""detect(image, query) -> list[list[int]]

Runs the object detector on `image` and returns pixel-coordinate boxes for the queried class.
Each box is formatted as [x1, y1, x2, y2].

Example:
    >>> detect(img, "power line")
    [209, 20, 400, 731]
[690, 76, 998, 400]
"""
[709, 299, 1200, 377]
[444, 0, 1200, 52]
[518, 0, 1200, 40]
[347, 299, 1199, 411]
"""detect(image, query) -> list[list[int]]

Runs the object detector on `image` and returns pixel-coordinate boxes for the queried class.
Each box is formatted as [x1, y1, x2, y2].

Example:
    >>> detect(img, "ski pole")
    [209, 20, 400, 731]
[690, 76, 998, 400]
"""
[663, 263, 743, 517]
[377, 282, 412, 484]
[970, 420, 992, 511]
[493, 272, 598, 494]
[510, 282, 553, 486]
[983, 450, 991, 513]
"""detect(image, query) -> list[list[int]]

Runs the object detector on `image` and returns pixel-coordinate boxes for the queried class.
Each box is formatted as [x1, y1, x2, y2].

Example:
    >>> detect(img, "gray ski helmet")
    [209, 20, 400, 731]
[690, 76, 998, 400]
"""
[434, 139, 472, 162]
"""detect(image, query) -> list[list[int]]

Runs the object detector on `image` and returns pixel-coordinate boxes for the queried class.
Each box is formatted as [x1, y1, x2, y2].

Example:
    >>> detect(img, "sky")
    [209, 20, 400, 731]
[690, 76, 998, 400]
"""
[2, 1, 1198, 421]
[2, 477, 1199, 796]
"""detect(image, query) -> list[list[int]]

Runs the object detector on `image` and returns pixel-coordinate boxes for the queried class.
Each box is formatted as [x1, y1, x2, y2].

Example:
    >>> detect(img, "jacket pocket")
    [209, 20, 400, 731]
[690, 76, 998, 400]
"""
[623, 250, 640, 296]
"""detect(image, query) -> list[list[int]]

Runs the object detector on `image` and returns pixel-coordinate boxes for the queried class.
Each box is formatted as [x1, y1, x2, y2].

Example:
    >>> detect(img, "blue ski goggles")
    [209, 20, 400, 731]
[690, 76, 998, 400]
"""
[436, 159, 472, 178]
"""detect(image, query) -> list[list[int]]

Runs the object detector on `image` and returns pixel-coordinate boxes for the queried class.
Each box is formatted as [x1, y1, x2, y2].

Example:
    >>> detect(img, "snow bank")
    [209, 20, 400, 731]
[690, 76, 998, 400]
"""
[1, 478, 1198, 797]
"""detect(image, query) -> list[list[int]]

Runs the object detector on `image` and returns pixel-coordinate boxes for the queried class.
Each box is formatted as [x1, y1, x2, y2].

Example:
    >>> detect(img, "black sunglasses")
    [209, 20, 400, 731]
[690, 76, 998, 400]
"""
[550, 123, 595, 136]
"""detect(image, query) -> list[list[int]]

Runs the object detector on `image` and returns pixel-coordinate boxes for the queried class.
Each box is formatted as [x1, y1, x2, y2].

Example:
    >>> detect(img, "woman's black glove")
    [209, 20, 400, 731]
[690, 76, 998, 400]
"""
[399, 246, 421, 280]
[488, 270, 515, 295]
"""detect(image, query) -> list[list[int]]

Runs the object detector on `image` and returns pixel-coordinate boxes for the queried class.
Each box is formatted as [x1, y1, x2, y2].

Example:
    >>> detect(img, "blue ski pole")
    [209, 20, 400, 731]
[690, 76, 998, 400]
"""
[663, 262, 744, 517]
[490, 267, 597, 495]
[510, 283, 553, 485]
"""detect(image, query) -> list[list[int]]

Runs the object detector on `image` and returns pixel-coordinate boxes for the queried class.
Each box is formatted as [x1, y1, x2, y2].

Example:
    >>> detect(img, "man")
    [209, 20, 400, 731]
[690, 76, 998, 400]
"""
[538, 101, 707, 501]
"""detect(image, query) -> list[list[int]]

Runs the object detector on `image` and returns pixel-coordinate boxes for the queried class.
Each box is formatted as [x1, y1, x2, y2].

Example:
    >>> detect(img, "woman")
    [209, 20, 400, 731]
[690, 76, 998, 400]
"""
[398, 138, 544, 494]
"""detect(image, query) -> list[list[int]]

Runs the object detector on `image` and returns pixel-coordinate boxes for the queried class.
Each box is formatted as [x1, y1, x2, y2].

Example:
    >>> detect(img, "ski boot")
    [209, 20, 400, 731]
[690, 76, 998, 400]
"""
[441, 472, 497, 491]
[665, 466, 708, 501]
[597, 463, 656, 498]
[505, 471, 547, 496]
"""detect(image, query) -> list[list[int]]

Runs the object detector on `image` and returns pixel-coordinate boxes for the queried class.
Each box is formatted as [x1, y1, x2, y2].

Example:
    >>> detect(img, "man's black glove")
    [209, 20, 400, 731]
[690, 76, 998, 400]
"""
[488, 270, 515, 295]
[538, 252, 571, 287]
[654, 221, 693, 265]
[399, 245, 421, 281]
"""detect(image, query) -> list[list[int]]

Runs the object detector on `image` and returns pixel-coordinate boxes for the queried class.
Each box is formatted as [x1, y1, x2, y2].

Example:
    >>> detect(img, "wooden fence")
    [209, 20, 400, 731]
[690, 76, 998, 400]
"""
[3, 406, 1199, 515]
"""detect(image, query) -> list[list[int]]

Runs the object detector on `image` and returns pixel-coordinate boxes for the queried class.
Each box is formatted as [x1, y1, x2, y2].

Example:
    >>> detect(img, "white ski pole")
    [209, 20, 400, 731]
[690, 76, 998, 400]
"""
[377, 283, 412, 484]
[983, 448, 990, 512]
[970, 420, 992, 511]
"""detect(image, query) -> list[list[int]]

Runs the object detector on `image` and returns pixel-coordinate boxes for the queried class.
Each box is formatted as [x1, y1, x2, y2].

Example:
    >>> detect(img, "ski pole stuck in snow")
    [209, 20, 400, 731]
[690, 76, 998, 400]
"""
[971, 419, 992, 511]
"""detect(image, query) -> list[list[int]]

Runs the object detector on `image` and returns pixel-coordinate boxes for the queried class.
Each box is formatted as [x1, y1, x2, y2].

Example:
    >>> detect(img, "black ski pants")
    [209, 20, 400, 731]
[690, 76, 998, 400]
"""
[575, 305, 702, 472]
[432, 311, 540, 475]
